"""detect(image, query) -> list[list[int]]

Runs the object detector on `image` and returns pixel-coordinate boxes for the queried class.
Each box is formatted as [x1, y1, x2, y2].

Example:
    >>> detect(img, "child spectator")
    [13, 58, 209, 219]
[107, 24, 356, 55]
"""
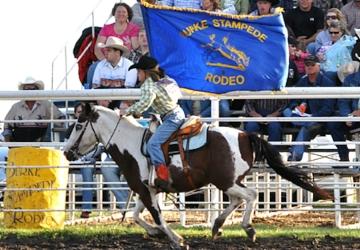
[128, 28, 150, 64]
[289, 37, 310, 76]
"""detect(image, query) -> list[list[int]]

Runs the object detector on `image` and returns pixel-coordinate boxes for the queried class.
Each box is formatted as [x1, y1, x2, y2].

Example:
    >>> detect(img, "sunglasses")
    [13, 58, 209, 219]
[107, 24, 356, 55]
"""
[326, 15, 338, 20]
[329, 31, 340, 35]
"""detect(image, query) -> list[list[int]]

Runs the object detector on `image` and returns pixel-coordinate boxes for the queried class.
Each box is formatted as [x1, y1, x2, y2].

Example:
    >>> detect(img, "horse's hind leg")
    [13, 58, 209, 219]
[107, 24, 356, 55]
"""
[212, 195, 242, 240]
[226, 184, 257, 242]
[133, 199, 165, 238]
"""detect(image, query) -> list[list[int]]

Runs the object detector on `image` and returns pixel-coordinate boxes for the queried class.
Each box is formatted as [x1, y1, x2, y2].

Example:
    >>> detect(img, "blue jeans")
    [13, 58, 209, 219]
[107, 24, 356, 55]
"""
[147, 106, 185, 166]
[80, 167, 95, 211]
[84, 60, 100, 89]
[179, 100, 231, 117]
[245, 121, 282, 141]
[0, 147, 7, 182]
[199, 100, 231, 117]
[101, 159, 128, 209]
[283, 108, 349, 161]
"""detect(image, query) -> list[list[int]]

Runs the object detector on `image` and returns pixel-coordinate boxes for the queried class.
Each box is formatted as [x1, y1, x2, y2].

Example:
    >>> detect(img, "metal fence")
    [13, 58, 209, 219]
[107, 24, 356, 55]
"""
[0, 88, 360, 228]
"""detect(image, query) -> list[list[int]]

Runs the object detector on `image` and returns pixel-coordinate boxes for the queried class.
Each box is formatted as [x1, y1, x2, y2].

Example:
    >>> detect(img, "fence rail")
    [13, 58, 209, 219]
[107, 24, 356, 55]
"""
[1, 88, 360, 228]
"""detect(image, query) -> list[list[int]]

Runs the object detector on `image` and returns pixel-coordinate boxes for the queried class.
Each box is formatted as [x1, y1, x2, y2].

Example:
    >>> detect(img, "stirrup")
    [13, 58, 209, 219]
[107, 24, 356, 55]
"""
[148, 165, 156, 187]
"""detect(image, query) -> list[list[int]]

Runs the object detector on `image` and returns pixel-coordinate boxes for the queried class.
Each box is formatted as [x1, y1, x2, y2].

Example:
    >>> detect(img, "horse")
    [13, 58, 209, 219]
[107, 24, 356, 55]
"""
[63, 103, 332, 249]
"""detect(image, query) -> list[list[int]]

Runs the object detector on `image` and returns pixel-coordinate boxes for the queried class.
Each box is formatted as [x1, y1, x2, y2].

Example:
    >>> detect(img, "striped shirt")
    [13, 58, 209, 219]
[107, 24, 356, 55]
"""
[127, 77, 178, 115]
[245, 99, 288, 116]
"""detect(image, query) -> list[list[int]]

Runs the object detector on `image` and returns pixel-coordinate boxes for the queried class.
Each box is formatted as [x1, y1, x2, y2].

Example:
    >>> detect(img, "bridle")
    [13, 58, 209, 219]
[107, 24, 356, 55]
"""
[68, 114, 122, 159]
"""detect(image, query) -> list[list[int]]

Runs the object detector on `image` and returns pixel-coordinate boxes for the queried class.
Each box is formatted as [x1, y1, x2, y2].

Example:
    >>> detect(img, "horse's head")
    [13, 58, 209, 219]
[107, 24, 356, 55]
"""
[63, 103, 100, 161]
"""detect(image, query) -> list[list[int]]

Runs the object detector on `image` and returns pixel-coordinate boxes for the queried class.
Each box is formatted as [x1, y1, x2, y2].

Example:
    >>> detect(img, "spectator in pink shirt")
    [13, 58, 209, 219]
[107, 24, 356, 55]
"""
[95, 2, 140, 60]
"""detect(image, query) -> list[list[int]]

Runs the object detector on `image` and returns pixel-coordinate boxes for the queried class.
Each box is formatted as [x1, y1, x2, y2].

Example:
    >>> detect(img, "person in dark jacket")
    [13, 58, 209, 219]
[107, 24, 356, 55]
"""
[283, 55, 349, 162]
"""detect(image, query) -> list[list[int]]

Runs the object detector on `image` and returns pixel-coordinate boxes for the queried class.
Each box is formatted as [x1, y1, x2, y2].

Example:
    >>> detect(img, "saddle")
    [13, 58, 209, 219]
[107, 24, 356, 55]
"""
[162, 116, 203, 188]
[141, 115, 207, 190]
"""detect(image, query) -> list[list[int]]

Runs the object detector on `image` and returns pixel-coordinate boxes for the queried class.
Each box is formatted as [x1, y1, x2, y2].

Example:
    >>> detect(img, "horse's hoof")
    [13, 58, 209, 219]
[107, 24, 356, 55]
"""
[147, 228, 166, 239]
[212, 228, 223, 240]
[246, 227, 256, 243]
[170, 242, 188, 250]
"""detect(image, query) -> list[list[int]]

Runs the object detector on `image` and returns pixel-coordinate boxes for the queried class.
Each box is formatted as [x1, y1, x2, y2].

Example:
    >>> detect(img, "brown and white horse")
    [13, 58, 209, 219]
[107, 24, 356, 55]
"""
[64, 104, 332, 249]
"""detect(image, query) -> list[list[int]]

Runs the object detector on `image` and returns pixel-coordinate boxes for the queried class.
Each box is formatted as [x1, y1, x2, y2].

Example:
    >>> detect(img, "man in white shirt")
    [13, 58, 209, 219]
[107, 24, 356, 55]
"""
[93, 36, 137, 89]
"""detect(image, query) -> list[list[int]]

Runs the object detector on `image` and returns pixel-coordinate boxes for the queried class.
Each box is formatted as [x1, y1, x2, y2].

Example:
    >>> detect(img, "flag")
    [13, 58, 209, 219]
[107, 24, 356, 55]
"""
[142, 4, 288, 94]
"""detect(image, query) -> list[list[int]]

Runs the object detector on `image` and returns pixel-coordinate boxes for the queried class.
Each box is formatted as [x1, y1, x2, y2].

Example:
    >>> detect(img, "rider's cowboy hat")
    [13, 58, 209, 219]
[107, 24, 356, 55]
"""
[337, 61, 360, 83]
[97, 36, 130, 57]
[128, 55, 158, 71]
[18, 76, 44, 90]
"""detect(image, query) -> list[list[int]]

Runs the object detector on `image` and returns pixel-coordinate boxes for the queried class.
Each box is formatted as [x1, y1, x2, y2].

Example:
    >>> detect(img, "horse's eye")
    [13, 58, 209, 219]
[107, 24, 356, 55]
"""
[75, 124, 83, 131]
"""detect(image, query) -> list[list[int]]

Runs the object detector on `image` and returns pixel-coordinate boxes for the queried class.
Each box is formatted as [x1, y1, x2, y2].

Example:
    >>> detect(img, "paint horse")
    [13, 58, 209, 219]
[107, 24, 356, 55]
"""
[64, 104, 332, 249]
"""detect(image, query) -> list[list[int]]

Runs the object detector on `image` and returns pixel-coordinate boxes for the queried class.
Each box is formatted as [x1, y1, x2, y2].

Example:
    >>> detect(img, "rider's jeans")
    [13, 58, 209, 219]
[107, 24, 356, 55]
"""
[147, 106, 185, 166]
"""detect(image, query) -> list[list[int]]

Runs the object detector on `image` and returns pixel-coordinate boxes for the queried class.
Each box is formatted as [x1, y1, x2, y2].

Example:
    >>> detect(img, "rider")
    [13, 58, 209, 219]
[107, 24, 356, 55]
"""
[126, 55, 185, 188]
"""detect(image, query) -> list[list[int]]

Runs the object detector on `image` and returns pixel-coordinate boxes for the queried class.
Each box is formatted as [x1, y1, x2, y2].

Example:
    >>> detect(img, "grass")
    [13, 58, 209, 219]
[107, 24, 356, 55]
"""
[0, 223, 359, 241]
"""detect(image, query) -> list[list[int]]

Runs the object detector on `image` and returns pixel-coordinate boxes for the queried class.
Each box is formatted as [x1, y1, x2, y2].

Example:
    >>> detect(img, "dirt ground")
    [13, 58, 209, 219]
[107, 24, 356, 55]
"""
[1, 212, 360, 250]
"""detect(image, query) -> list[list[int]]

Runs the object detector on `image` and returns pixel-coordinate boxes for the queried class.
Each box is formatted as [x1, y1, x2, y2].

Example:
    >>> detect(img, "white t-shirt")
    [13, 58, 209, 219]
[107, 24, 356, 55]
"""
[92, 57, 137, 88]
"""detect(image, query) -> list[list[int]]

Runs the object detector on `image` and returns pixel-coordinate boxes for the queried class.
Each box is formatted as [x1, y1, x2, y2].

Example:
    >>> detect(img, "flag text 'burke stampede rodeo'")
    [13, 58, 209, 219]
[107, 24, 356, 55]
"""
[141, 3, 289, 94]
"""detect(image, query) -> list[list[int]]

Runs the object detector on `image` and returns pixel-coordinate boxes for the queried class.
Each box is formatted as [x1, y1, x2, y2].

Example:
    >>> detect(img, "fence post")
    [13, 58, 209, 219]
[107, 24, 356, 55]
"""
[68, 173, 76, 221]
[210, 98, 220, 223]
[334, 173, 341, 227]
[179, 192, 186, 226]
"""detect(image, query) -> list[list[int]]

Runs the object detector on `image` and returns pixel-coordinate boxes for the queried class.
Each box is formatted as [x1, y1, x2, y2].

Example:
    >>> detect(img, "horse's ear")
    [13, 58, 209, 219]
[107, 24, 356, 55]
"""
[84, 102, 93, 115]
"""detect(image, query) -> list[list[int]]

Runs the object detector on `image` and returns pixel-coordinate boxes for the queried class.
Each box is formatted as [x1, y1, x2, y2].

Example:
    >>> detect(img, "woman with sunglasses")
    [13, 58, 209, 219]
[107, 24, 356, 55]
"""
[316, 20, 356, 83]
[308, 8, 346, 54]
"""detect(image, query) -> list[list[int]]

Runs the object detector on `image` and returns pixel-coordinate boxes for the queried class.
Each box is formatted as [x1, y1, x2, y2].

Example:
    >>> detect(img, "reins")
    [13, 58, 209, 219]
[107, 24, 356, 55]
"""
[103, 115, 122, 149]
[70, 113, 122, 158]
[70, 120, 91, 157]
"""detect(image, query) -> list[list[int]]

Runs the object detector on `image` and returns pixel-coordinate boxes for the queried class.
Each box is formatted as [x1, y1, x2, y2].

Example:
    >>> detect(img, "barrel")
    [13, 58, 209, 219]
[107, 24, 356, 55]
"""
[4, 147, 68, 229]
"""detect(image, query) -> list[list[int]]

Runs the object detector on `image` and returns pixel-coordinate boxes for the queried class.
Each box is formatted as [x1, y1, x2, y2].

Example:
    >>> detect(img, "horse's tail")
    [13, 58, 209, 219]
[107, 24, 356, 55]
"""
[248, 133, 333, 200]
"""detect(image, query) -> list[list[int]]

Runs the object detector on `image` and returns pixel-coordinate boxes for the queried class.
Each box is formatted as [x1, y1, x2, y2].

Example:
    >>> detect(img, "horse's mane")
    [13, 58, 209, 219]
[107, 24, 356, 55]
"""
[93, 105, 143, 128]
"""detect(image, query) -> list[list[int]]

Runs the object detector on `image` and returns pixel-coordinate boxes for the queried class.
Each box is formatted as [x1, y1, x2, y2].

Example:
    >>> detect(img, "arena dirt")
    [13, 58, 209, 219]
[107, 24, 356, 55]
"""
[1, 212, 359, 249]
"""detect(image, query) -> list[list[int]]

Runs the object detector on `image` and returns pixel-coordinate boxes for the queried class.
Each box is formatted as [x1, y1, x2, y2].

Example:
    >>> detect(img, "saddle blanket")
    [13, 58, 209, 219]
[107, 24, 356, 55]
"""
[180, 123, 208, 151]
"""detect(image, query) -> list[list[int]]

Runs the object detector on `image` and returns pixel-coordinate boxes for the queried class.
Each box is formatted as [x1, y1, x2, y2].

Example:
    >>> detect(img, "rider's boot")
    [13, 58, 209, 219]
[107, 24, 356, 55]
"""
[155, 163, 170, 190]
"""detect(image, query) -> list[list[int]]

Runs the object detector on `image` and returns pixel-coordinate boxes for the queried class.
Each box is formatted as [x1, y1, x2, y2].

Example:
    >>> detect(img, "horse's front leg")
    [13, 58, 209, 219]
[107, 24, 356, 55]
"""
[140, 187, 185, 249]
[133, 198, 165, 238]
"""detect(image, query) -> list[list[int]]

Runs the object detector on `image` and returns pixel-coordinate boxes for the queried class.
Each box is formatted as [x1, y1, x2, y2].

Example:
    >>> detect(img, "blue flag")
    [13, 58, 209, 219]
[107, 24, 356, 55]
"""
[142, 4, 288, 94]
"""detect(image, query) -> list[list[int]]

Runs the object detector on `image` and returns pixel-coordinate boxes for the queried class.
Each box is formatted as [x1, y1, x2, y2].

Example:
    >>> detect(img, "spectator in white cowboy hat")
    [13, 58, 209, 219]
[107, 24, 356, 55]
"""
[2, 76, 65, 142]
[92, 36, 137, 90]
